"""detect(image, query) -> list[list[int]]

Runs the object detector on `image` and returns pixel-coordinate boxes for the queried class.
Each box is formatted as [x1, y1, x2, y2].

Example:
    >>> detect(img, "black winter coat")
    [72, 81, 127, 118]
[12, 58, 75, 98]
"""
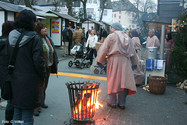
[46, 36, 58, 73]
[8, 29, 45, 109]
[0, 37, 9, 88]
[62, 28, 72, 43]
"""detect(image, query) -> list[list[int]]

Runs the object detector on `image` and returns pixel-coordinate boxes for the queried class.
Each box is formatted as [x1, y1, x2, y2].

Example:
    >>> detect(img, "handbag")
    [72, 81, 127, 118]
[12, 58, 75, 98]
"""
[1, 32, 26, 100]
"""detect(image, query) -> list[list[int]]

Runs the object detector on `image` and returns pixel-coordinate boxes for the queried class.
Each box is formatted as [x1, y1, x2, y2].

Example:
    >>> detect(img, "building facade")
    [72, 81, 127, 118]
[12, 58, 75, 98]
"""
[157, 0, 183, 32]
[35, 0, 112, 23]
[112, 0, 139, 29]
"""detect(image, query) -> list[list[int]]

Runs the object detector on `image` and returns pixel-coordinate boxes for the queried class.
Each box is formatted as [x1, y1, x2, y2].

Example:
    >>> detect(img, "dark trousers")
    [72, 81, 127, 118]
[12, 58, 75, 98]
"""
[37, 67, 50, 107]
[13, 108, 34, 125]
[42, 67, 50, 106]
[90, 49, 97, 65]
[5, 100, 14, 125]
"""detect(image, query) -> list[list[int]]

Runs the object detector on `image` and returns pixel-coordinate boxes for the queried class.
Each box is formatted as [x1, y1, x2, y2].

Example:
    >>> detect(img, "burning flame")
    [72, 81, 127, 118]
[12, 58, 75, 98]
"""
[72, 83, 103, 120]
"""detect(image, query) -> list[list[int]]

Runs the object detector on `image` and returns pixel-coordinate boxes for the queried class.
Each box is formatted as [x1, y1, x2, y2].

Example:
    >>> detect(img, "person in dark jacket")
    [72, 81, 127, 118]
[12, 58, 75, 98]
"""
[62, 25, 72, 56]
[8, 10, 45, 125]
[0, 21, 15, 125]
[100, 27, 108, 41]
[34, 22, 58, 116]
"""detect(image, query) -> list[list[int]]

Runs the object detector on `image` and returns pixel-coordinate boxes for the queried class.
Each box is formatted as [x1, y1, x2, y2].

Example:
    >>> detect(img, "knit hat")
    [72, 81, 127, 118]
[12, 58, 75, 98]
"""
[111, 22, 123, 31]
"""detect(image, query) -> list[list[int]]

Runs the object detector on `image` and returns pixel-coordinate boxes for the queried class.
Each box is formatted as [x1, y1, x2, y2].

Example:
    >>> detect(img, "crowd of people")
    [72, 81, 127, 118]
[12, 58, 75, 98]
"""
[0, 9, 175, 125]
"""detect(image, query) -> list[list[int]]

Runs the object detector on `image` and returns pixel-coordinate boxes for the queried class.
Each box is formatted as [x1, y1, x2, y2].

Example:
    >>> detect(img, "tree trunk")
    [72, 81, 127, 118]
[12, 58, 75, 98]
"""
[99, 0, 106, 22]
[83, 2, 87, 19]
[81, 0, 87, 19]
[67, 0, 73, 16]
[31, 0, 37, 5]
[99, 8, 104, 22]
[9, 0, 14, 4]
[24, 0, 32, 9]
[136, 0, 140, 24]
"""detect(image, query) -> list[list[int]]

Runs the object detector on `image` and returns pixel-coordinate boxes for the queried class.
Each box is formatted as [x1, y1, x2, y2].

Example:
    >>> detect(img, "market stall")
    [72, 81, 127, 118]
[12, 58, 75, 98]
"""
[44, 11, 78, 46]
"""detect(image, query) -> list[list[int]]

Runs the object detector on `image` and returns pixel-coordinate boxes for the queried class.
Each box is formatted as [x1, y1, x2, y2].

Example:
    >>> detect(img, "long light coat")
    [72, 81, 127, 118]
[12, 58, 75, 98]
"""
[144, 35, 160, 59]
[96, 31, 137, 95]
[131, 37, 144, 85]
[132, 37, 142, 60]
[146, 35, 160, 48]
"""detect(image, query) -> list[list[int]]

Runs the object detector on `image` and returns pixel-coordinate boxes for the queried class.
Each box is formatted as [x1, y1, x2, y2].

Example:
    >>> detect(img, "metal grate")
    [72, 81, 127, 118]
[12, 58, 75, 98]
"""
[66, 81, 100, 121]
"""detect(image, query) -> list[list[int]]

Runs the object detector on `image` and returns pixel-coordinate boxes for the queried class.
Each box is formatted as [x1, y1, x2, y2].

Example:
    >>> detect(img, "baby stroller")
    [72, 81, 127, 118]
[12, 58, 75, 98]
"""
[91, 61, 107, 74]
[68, 43, 92, 69]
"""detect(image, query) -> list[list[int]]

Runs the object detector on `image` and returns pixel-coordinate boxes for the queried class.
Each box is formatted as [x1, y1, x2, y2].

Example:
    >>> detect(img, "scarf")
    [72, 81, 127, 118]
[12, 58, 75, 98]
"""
[41, 36, 53, 66]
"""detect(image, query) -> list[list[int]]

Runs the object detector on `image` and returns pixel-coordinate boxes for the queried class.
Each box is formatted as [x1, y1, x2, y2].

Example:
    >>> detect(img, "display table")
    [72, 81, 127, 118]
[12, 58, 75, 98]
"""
[144, 60, 165, 85]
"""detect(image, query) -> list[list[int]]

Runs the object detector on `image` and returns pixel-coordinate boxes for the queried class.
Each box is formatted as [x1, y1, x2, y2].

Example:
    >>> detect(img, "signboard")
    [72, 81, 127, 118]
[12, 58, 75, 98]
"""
[52, 21, 59, 33]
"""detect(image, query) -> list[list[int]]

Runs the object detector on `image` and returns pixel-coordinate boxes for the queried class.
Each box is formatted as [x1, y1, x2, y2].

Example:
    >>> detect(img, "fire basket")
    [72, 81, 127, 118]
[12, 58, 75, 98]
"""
[66, 81, 103, 121]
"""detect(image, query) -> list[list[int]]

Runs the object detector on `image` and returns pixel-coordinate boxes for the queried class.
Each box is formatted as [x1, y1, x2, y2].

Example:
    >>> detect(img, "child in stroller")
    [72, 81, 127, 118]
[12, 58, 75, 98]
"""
[68, 43, 92, 69]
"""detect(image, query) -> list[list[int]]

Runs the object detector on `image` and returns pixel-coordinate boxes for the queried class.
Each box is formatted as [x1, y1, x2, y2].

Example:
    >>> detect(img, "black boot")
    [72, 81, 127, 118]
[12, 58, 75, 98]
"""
[5, 109, 14, 125]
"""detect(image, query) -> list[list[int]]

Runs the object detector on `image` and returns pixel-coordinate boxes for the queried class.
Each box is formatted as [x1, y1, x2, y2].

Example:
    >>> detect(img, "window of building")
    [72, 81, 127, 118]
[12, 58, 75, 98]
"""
[114, 14, 116, 18]
[104, 10, 107, 16]
[119, 11, 121, 14]
[119, 16, 121, 19]
[87, 8, 94, 17]
[119, 20, 120, 23]
[93, 0, 97, 4]
[88, 0, 92, 3]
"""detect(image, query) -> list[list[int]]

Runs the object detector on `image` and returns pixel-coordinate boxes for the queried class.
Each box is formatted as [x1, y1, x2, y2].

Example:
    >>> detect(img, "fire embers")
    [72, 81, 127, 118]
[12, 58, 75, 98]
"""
[66, 82, 103, 121]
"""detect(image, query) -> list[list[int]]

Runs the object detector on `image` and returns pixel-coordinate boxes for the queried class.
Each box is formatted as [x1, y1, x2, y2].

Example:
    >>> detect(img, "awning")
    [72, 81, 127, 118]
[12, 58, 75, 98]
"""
[0, 1, 24, 12]
[101, 21, 112, 26]
[84, 19, 104, 26]
[0, 1, 45, 17]
[38, 11, 58, 18]
[36, 16, 46, 19]
[47, 10, 78, 22]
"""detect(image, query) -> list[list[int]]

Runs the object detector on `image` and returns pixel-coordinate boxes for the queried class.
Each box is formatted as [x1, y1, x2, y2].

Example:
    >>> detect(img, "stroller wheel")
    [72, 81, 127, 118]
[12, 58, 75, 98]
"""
[86, 62, 91, 68]
[75, 60, 80, 67]
[94, 68, 99, 74]
[68, 61, 73, 67]
[100, 70, 106, 74]
[80, 63, 84, 69]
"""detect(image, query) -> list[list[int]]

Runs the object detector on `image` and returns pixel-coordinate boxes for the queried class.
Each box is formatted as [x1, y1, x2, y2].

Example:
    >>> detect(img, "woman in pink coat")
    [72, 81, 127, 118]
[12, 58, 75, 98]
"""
[165, 32, 175, 72]
[96, 23, 137, 109]
[131, 30, 144, 85]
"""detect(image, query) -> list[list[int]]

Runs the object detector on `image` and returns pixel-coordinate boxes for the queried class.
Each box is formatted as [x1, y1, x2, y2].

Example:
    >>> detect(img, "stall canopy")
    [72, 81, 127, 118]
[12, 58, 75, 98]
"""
[0, 1, 23, 13]
[38, 11, 58, 18]
[0, 1, 43, 17]
[47, 10, 78, 23]
[101, 21, 112, 26]
[87, 19, 104, 26]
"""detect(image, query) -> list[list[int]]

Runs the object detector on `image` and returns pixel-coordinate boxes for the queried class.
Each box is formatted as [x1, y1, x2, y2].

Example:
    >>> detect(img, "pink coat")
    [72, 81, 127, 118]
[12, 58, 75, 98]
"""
[132, 37, 142, 60]
[96, 31, 137, 95]
[146, 35, 160, 48]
